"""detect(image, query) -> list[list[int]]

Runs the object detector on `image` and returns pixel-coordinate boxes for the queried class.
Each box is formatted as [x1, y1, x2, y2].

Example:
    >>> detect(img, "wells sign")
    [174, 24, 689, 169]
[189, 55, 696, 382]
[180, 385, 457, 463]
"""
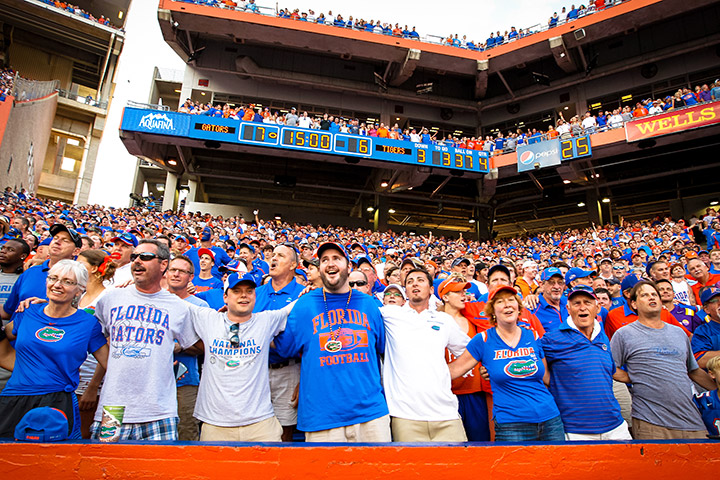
[625, 101, 720, 142]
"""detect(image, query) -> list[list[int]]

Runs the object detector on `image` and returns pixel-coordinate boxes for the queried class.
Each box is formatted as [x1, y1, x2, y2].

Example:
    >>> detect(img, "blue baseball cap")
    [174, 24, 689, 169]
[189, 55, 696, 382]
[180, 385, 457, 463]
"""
[317, 241, 349, 260]
[541, 267, 564, 281]
[14, 407, 69, 442]
[352, 255, 373, 267]
[49, 224, 82, 247]
[238, 242, 255, 253]
[295, 268, 307, 281]
[226, 272, 257, 290]
[565, 267, 593, 285]
[700, 287, 720, 305]
[111, 232, 138, 247]
[567, 284, 597, 300]
[621, 274, 643, 292]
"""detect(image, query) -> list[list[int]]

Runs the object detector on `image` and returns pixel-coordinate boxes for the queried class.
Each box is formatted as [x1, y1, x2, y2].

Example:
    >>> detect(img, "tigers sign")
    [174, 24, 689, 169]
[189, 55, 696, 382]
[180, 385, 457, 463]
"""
[625, 102, 720, 142]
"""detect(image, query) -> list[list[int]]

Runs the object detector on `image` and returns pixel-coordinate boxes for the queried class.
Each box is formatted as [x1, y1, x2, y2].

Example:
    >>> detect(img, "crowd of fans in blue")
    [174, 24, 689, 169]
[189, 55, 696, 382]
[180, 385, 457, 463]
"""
[0, 188, 720, 444]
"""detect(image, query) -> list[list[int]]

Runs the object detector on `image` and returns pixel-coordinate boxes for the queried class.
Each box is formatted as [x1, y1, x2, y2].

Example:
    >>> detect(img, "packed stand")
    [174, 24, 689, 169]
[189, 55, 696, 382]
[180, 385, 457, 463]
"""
[0, 67, 15, 102]
[37, 1, 122, 30]
[1, 187, 720, 444]
[176, 0, 629, 50]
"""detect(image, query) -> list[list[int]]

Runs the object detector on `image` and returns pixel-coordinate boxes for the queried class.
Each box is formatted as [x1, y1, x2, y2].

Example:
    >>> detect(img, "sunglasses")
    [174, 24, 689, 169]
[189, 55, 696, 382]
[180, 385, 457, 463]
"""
[612, 266, 625, 270]
[349, 280, 368, 287]
[130, 252, 165, 262]
[229, 323, 239, 349]
[384, 292, 403, 298]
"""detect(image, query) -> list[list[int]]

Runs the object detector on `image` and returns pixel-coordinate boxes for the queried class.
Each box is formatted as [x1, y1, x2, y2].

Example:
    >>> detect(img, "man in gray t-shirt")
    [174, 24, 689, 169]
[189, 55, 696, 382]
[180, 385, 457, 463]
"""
[285, 107, 299, 127]
[611, 281, 717, 439]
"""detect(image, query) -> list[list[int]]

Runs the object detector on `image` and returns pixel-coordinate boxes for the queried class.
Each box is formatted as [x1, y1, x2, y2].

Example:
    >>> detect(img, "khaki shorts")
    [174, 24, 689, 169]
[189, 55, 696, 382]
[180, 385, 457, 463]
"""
[391, 417, 467, 442]
[269, 362, 300, 426]
[200, 416, 283, 442]
[305, 414, 391, 443]
[631, 418, 707, 440]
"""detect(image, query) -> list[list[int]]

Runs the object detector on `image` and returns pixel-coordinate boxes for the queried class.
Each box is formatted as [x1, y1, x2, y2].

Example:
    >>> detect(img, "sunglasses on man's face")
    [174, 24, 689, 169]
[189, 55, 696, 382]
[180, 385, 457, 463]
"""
[349, 280, 368, 287]
[130, 252, 163, 262]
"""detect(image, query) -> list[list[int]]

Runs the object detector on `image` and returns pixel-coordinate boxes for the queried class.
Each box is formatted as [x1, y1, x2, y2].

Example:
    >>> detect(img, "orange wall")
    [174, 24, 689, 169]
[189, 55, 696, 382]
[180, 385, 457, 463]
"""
[1, 441, 719, 479]
[0, 95, 14, 145]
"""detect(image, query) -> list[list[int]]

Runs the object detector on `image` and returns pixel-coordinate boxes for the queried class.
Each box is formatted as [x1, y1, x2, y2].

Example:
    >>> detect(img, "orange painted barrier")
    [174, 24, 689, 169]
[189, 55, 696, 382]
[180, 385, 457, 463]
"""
[0, 95, 14, 147]
[1, 440, 719, 479]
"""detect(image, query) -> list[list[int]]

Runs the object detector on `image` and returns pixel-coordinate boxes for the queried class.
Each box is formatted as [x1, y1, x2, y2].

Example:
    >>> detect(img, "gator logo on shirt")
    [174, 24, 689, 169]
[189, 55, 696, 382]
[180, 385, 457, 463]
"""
[503, 359, 538, 378]
[35, 326, 65, 342]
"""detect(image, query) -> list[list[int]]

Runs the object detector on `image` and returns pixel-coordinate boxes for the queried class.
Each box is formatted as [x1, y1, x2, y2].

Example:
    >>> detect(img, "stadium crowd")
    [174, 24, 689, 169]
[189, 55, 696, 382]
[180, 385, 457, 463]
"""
[37, 0, 121, 30]
[177, 80, 720, 155]
[0, 67, 15, 102]
[178, 0, 628, 51]
[1, 188, 720, 444]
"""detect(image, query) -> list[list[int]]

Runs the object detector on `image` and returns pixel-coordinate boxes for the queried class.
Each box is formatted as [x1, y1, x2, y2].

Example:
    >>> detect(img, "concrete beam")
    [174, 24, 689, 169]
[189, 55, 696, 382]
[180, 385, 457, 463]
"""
[388, 49, 420, 87]
[549, 36, 579, 74]
[474, 59, 489, 99]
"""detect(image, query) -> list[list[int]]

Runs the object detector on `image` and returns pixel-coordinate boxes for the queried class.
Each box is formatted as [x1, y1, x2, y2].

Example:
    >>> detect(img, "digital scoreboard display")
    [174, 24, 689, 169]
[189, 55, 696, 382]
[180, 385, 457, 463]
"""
[559, 135, 592, 160]
[121, 108, 490, 174]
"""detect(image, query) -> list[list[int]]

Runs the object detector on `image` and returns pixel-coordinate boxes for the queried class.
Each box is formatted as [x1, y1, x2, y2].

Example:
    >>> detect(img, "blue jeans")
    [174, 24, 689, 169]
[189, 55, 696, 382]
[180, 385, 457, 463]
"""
[494, 415, 565, 442]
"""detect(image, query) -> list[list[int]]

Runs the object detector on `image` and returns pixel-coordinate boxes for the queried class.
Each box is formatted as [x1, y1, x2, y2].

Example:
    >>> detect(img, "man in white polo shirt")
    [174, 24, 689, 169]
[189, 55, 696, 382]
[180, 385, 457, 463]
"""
[381, 267, 470, 442]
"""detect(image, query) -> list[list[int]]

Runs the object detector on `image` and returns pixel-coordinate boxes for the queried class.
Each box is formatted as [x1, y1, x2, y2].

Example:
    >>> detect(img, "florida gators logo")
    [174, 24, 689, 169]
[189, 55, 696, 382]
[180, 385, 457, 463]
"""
[504, 359, 538, 378]
[519, 150, 534, 165]
[35, 326, 65, 342]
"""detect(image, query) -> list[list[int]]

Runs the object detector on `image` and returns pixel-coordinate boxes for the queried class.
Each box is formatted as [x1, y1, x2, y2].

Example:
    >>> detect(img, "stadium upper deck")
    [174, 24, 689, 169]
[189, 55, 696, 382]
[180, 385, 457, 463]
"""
[121, 0, 720, 238]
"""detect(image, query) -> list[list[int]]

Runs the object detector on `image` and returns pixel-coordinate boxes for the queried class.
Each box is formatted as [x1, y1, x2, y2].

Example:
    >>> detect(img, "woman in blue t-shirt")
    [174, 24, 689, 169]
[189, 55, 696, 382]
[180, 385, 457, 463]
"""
[449, 285, 564, 442]
[0, 259, 108, 439]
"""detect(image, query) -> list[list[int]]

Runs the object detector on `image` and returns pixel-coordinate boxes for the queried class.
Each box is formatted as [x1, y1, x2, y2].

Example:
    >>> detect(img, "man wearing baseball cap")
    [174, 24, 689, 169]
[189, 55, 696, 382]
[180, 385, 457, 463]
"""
[530, 267, 568, 332]
[193, 248, 223, 293]
[185, 226, 232, 281]
[541, 285, 631, 440]
[691, 287, 720, 370]
[273, 241, 390, 442]
[108, 232, 138, 287]
[190, 272, 296, 442]
[565, 267, 593, 289]
[1, 224, 80, 320]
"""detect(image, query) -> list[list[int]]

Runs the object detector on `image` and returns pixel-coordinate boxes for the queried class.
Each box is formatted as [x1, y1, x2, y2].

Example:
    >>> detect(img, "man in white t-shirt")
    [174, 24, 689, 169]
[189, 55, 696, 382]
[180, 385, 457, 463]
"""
[191, 272, 294, 441]
[381, 268, 469, 442]
[90, 239, 201, 441]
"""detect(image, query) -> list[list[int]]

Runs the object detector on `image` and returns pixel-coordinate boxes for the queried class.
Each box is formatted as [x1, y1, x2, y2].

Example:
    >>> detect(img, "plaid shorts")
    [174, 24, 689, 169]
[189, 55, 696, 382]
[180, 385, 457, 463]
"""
[90, 417, 178, 441]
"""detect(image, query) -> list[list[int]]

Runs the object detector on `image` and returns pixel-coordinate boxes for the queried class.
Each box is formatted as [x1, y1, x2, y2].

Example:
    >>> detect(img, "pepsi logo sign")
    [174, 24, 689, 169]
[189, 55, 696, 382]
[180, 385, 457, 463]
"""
[519, 151, 534, 165]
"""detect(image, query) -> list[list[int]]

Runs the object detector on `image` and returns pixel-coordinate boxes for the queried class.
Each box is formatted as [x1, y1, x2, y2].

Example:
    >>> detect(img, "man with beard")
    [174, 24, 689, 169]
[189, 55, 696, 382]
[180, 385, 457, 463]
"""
[273, 242, 389, 442]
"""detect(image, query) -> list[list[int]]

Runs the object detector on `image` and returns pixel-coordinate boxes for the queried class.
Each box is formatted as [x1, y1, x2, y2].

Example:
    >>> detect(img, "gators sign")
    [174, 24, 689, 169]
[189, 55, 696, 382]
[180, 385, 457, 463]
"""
[625, 101, 720, 142]
[35, 326, 65, 342]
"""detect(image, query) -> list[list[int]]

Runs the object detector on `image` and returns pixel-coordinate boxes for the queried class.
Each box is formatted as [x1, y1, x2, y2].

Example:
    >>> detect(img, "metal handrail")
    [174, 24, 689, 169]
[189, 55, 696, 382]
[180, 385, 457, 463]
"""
[127, 100, 171, 111]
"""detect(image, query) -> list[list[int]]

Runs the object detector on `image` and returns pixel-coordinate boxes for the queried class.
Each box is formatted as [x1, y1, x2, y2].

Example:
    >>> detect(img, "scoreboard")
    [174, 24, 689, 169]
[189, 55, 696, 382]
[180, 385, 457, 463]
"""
[121, 107, 490, 174]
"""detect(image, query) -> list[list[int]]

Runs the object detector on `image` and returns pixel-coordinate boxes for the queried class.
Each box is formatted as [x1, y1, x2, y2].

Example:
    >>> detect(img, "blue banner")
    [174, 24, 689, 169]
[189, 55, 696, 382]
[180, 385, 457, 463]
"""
[516, 139, 561, 172]
[120, 107, 489, 174]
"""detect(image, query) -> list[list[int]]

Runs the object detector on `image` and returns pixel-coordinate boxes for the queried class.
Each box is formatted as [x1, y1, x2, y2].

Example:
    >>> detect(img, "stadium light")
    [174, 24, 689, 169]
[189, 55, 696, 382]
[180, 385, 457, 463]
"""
[602, 198, 610, 203]
[367, 206, 375, 212]
[577, 202, 586, 207]
[274, 214, 282, 220]
[563, 179, 571, 184]
[388, 208, 396, 214]
[711, 199, 719, 206]
[167, 159, 177, 166]
[380, 180, 389, 188]
[468, 218, 476, 224]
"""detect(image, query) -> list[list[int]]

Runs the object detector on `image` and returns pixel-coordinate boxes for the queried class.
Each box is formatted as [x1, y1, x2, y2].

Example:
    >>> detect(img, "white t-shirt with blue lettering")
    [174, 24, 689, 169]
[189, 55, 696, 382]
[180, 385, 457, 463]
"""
[93, 286, 200, 423]
[191, 303, 293, 427]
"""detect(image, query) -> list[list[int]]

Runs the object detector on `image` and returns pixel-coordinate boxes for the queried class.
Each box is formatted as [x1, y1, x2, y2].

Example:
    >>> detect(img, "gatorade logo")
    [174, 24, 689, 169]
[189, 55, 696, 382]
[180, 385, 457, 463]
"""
[504, 359, 538, 378]
[519, 150, 535, 165]
[35, 326, 66, 342]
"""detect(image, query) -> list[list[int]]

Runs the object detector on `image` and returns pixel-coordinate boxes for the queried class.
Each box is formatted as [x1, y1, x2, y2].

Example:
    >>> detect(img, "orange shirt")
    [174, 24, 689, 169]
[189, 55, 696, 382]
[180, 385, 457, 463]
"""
[376, 127, 389, 138]
[604, 305, 691, 339]
[514, 277, 537, 298]
[462, 301, 545, 339]
[688, 273, 720, 305]
[446, 320, 490, 394]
